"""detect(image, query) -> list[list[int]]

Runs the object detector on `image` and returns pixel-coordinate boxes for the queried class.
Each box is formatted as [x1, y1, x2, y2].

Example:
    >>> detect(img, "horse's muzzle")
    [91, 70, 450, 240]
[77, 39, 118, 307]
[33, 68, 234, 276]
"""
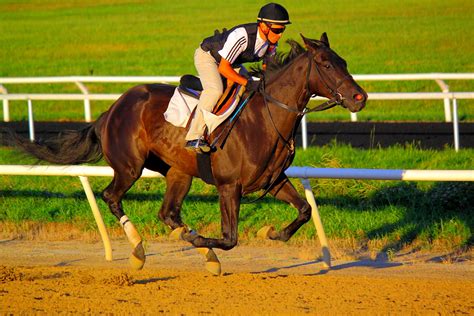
[344, 91, 367, 112]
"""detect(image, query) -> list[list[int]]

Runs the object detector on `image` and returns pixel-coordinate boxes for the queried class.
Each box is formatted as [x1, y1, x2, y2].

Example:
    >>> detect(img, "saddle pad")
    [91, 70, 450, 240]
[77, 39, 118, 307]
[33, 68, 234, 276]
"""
[164, 86, 245, 134]
[163, 88, 198, 128]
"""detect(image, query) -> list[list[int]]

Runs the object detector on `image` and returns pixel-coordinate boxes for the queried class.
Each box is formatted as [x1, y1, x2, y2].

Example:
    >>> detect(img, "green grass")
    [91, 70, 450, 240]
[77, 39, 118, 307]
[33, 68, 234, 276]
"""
[0, 0, 473, 122]
[1, 144, 472, 251]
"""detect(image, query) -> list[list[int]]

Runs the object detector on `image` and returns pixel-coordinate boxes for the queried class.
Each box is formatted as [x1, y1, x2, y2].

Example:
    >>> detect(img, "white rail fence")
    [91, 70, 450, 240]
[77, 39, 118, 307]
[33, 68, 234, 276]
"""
[1, 74, 473, 151]
[1, 164, 473, 266]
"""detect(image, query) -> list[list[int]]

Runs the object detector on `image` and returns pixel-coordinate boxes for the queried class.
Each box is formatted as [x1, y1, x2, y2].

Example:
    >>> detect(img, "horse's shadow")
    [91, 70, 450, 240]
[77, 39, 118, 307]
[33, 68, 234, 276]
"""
[311, 260, 403, 275]
[134, 276, 176, 284]
[252, 258, 402, 275]
[55, 259, 84, 266]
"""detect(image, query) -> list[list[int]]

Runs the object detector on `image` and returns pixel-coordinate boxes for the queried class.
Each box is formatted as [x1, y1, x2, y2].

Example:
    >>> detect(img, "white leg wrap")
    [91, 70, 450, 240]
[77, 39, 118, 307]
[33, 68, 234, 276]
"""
[119, 215, 130, 227]
[120, 215, 141, 247]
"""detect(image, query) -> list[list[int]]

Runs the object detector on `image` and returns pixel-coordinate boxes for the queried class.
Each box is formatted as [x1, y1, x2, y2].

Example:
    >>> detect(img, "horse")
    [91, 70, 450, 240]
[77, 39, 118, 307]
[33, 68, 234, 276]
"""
[11, 33, 367, 275]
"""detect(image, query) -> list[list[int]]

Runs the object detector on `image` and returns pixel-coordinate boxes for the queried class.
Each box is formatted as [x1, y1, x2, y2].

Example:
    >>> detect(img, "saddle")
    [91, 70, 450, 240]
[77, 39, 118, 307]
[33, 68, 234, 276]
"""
[163, 69, 247, 132]
[179, 74, 242, 116]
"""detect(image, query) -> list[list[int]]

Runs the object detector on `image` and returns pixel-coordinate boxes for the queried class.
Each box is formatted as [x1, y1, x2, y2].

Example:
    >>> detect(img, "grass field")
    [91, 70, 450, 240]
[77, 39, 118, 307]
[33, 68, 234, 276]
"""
[1, 145, 472, 253]
[0, 0, 473, 122]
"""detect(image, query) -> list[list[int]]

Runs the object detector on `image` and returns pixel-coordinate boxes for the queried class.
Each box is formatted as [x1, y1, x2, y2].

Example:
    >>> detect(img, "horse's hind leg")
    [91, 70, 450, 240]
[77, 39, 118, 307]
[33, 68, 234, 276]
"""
[258, 174, 311, 242]
[158, 168, 192, 230]
[102, 166, 145, 269]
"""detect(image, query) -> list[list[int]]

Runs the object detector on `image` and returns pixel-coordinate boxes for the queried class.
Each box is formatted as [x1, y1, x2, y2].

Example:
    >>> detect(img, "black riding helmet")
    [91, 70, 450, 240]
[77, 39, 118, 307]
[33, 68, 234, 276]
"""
[257, 3, 291, 25]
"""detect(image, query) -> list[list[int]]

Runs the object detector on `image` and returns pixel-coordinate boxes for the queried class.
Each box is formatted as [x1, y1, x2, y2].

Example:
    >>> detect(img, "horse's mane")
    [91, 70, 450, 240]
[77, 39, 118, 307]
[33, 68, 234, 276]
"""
[249, 39, 306, 79]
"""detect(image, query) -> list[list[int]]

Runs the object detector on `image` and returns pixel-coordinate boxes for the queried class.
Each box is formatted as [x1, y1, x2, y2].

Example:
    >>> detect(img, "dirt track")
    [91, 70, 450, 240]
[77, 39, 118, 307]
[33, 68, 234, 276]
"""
[1, 239, 473, 314]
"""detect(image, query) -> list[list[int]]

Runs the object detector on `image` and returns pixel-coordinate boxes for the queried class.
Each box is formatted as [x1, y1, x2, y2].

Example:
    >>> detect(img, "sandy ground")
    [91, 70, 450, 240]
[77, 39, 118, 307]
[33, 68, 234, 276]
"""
[0, 238, 473, 315]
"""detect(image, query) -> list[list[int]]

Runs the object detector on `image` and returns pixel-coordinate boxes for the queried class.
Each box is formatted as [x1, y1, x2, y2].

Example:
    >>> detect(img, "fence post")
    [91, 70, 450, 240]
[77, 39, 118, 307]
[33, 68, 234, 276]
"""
[301, 115, 308, 150]
[452, 98, 460, 152]
[300, 178, 331, 268]
[75, 81, 92, 122]
[78, 176, 113, 261]
[27, 99, 35, 141]
[0, 84, 9, 122]
[435, 79, 452, 122]
[350, 112, 358, 122]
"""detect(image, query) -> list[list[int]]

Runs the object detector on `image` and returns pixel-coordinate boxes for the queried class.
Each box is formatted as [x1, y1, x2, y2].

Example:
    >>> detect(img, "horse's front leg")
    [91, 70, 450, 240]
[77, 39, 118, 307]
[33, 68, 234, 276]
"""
[259, 174, 312, 242]
[179, 182, 241, 275]
[182, 182, 242, 250]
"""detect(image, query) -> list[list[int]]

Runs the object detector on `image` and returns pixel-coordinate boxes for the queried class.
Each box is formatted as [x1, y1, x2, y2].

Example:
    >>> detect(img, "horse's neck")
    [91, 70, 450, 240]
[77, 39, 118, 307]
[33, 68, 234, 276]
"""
[254, 52, 309, 143]
[265, 53, 310, 109]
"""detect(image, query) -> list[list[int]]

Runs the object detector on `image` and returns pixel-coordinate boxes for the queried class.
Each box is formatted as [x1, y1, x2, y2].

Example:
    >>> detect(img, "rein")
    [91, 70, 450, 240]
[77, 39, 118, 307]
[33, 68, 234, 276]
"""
[260, 51, 353, 115]
[244, 51, 350, 204]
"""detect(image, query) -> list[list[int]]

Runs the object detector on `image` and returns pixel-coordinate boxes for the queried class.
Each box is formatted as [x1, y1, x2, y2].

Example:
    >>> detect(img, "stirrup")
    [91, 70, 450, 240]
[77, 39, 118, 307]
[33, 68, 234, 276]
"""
[198, 139, 211, 153]
[185, 137, 211, 153]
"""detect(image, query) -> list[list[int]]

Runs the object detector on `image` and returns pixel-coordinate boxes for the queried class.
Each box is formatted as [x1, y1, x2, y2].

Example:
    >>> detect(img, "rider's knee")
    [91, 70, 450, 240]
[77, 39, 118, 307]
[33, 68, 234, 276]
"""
[203, 87, 223, 103]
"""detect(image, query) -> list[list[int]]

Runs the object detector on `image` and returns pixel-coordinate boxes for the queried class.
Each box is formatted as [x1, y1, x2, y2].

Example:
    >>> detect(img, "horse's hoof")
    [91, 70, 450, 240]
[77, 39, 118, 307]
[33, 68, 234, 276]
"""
[129, 254, 145, 270]
[129, 242, 146, 270]
[257, 226, 275, 239]
[196, 247, 209, 256]
[169, 227, 187, 240]
[197, 248, 221, 276]
[205, 261, 221, 276]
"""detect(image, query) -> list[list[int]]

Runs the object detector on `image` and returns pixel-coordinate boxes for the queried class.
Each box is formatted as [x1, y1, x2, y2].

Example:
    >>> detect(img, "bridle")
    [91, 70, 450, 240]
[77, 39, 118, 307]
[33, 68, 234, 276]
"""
[258, 50, 354, 150]
[244, 51, 353, 203]
[260, 51, 353, 116]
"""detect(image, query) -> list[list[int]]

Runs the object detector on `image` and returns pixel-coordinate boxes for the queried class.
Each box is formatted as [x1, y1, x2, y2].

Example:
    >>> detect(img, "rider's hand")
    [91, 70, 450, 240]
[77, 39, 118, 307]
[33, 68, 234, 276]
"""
[245, 79, 261, 92]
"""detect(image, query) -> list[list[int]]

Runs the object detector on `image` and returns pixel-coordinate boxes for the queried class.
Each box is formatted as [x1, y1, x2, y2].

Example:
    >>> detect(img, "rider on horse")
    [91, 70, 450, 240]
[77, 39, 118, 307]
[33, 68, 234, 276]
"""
[185, 3, 291, 152]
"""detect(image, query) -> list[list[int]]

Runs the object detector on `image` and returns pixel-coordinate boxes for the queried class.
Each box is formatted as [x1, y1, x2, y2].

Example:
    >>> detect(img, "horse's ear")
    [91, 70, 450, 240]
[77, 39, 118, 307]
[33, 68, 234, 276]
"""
[300, 33, 311, 49]
[320, 32, 330, 48]
[301, 33, 327, 51]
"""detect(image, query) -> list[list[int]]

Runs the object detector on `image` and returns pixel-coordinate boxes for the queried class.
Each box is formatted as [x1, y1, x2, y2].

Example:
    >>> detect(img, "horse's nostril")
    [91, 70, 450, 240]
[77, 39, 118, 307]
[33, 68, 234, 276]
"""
[354, 93, 364, 102]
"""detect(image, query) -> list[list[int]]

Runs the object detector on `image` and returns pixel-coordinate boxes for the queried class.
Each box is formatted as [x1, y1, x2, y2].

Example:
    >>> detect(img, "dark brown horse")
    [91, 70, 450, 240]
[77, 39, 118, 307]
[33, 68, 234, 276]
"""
[12, 33, 366, 274]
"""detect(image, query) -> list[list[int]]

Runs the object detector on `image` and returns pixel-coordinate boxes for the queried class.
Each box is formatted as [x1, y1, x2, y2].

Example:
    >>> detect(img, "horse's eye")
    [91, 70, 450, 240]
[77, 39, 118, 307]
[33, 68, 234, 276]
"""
[324, 64, 331, 69]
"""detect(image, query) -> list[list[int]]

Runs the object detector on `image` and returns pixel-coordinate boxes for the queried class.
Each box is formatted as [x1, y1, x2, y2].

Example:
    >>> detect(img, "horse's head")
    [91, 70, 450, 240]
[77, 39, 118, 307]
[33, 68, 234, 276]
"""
[301, 33, 367, 112]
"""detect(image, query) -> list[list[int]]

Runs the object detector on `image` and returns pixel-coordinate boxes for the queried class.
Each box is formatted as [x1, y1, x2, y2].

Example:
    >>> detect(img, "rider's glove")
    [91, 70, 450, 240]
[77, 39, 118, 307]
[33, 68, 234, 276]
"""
[245, 79, 261, 93]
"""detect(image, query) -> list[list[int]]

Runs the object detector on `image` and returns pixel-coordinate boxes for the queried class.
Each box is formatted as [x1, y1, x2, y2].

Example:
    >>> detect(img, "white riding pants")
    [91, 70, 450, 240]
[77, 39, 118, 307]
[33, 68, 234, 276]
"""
[185, 47, 223, 141]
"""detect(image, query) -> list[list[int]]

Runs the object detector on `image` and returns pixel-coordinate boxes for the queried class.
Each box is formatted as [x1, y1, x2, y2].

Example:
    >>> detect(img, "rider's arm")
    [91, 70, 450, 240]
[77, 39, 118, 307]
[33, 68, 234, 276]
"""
[218, 58, 248, 86]
[217, 27, 249, 86]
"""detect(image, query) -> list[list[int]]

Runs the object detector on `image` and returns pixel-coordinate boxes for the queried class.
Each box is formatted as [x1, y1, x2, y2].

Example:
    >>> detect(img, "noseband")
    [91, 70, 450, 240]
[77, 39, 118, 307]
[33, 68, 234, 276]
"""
[260, 51, 352, 116]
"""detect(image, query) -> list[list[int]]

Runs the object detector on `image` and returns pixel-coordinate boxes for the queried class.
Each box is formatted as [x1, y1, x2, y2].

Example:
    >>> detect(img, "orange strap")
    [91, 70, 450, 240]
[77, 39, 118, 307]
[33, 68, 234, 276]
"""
[218, 58, 248, 86]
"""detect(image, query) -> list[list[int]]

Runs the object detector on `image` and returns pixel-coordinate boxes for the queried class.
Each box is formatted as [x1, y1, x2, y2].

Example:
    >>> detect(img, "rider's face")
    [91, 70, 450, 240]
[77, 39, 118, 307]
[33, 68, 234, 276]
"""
[260, 23, 286, 44]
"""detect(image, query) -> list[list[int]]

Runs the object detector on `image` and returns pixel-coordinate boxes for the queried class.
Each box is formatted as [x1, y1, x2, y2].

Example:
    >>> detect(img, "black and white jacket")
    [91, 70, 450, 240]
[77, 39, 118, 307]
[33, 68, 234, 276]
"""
[201, 23, 276, 67]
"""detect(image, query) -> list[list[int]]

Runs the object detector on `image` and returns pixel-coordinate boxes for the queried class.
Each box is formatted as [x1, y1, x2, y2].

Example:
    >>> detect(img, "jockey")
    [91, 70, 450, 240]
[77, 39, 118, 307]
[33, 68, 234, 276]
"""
[185, 3, 291, 152]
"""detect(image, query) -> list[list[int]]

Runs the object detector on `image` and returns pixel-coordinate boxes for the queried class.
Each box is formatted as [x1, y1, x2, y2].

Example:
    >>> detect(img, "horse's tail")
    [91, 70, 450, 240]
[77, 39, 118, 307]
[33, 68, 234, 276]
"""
[7, 113, 107, 165]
